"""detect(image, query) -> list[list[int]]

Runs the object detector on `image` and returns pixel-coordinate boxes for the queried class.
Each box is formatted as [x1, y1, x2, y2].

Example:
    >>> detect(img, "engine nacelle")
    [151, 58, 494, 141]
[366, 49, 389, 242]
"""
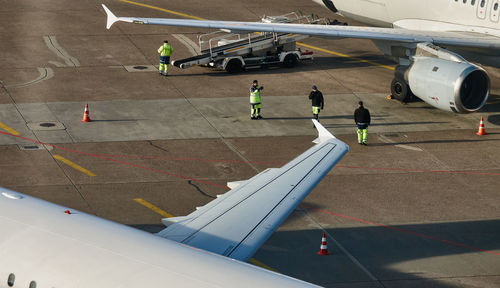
[408, 57, 489, 113]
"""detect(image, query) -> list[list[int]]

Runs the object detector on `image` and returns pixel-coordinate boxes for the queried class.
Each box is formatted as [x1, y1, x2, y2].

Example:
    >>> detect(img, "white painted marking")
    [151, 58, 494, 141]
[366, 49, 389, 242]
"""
[6, 67, 54, 88]
[43, 35, 80, 67]
[48, 60, 66, 67]
[378, 134, 423, 151]
[172, 34, 200, 56]
[301, 209, 379, 281]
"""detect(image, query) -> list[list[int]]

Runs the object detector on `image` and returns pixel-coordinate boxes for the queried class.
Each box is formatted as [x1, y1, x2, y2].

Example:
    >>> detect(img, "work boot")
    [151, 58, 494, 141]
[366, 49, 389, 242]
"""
[257, 115, 263, 119]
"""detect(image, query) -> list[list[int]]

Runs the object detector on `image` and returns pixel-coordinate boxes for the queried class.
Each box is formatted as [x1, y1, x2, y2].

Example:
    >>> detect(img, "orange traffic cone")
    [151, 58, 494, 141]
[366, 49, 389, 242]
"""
[81, 103, 91, 122]
[476, 116, 486, 135]
[317, 232, 330, 256]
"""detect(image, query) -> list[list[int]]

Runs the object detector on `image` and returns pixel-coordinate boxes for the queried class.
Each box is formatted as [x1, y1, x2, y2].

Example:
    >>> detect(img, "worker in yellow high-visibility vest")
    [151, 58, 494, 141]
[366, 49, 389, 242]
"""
[158, 40, 173, 76]
[250, 80, 264, 120]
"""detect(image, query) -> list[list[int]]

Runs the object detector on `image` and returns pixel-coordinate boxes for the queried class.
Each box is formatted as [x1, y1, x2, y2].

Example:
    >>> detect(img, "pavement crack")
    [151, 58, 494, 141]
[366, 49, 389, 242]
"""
[188, 180, 216, 199]
[147, 140, 169, 153]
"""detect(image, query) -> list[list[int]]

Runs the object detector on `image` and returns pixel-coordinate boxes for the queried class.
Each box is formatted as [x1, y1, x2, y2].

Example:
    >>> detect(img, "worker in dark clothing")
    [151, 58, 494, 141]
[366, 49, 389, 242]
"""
[354, 101, 371, 145]
[308, 85, 324, 121]
[250, 80, 264, 119]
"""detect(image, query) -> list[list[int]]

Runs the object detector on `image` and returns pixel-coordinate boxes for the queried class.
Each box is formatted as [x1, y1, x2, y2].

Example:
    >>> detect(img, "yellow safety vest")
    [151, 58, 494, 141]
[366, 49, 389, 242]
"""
[250, 86, 261, 104]
[158, 44, 173, 56]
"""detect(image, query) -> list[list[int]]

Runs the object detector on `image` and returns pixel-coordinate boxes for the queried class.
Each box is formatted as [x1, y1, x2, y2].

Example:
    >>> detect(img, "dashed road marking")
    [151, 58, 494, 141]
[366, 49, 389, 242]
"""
[248, 258, 278, 272]
[53, 154, 97, 177]
[0, 122, 19, 135]
[379, 134, 423, 151]
[134, 198, 174, 218]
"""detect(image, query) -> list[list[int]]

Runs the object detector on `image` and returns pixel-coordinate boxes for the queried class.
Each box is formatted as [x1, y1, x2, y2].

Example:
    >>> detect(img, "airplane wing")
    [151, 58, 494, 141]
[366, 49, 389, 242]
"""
[102, 4, 500, 50]
[156, 120, 348, 261]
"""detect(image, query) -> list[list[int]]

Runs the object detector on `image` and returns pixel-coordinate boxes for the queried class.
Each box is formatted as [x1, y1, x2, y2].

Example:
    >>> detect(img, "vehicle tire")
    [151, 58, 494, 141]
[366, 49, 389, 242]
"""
[283, 54, 299, 68]
[390, 77, 413, 103]
[225, 59, 243, 73]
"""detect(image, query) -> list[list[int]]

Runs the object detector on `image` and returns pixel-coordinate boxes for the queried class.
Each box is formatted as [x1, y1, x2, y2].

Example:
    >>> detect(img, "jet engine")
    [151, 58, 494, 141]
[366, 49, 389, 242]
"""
[391, 57, 489, 113]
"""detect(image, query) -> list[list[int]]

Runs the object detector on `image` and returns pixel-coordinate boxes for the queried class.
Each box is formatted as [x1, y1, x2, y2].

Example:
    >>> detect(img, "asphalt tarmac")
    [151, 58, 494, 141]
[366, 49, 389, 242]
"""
[1, 0, 499, 287]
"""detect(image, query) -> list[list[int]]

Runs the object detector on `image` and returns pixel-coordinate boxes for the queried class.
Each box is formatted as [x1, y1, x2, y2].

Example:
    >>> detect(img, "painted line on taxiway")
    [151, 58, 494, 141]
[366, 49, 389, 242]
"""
[0, 131, 228, 188]
[248, 258, 279, 272]
[120, 0, 205, 20]
[0, 122, 19, 135]
[119, 0, 394, 71]
[5, 67, 54, 89]
[53, 154, 97, 177]
[134, 198, 174, 218]
[305, 206, 500, 257]
[134, 196, 277, 272]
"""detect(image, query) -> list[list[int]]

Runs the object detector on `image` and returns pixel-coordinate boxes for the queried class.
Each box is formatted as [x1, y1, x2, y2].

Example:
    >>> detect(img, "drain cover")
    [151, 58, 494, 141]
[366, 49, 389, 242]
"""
[40, 122, 56, 127]
[18, 144, 52, 151]
[23, 145, 40, 149]
[124, 65, 157, 72]
[27, 121, 65, 131]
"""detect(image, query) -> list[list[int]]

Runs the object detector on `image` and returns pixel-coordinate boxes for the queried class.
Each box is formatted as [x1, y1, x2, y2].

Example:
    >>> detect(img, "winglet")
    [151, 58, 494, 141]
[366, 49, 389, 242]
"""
[312, 119, 335, 144]
[102, 4, 119, 29]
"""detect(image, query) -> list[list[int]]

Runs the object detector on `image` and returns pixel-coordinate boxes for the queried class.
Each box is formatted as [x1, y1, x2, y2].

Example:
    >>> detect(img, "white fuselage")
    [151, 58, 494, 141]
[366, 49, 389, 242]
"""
[314, 0, 500, 32]
[0, 189, 318, 288]
[314, 0, 500, 62]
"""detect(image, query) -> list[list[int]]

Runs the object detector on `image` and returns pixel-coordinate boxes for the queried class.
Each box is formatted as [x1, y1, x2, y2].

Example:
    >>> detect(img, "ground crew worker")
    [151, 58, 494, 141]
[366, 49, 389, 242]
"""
[354, 101, 371, 145]
[158, 40, 173, 76]
[308, 85, 324, 122]
[250, 80, 264, 119]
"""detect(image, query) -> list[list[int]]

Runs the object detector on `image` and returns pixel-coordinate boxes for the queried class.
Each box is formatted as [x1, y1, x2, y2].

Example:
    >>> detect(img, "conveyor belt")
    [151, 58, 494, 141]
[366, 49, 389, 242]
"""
[172, 53, 211, 68]
[200, 33, 285, 55]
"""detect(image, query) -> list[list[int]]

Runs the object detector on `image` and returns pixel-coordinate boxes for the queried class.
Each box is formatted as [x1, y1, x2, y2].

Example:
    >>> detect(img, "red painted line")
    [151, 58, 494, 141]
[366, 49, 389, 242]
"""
[302, 205, 500, 256]
[62, 154, 500, 176]
[89, 153, 284, 166]
[336, 165, 500, 176]
[0, 131, 229, 189]
[54, 153, 500, 176]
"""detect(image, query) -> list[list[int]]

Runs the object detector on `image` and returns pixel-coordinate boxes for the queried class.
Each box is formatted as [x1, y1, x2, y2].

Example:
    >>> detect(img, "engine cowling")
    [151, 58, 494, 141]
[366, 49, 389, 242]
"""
[408, 57, 490, 113]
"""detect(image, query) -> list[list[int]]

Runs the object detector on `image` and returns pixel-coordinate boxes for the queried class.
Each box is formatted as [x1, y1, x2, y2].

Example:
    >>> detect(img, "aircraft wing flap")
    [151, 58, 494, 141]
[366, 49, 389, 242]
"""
[157, 121, 348, 261]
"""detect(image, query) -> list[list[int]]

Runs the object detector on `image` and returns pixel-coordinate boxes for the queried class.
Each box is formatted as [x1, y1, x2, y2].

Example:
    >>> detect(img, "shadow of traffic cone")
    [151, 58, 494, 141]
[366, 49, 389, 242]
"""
[476, 116, 486, 135]
[81, 103, 91, 122]
[317, 232, 330, 256]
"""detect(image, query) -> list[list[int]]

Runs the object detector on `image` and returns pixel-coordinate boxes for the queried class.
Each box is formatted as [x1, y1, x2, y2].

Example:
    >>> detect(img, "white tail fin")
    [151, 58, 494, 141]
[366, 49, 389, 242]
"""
[312, 119, 335, 144]
[102, 4, 119, 29]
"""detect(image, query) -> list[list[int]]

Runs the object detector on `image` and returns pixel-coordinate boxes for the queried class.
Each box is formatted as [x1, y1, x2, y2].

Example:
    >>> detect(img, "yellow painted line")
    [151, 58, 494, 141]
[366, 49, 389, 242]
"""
[120, 0, 394, 71]
[0, 122, 19, 135]
[297, 42, 395, 71]
[53, 154, 96, 177]
[120, 0, 206, 20]
[134, 198, 174, 218]
[249, 258, 279, 272]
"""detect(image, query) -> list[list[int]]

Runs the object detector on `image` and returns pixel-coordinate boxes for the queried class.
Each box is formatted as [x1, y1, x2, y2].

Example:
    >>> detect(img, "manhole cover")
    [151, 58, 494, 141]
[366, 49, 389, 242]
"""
[133, 66, 148, 70]
[40, 122, 56, 127]
[27, 121, 65, 131]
